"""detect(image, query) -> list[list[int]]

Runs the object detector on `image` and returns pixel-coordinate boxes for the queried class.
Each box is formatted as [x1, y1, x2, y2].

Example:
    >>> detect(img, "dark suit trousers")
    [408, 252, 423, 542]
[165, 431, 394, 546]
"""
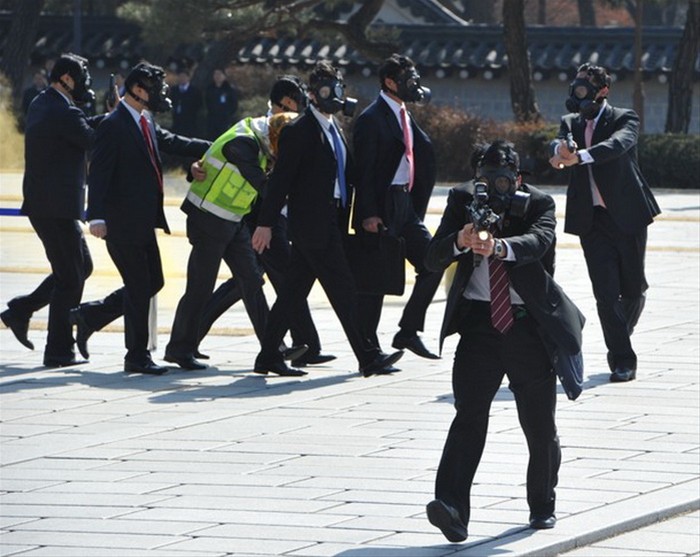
[166, 206, 268, 358]
[26, 217, 93, 359]
[106, 233, 164, 364]
[580, 207, 648, 371]
[359, 188, 443, 346]
[258, 208, 378, 368]
[435, 302, 560, 527]
[197, 214, 321, 353]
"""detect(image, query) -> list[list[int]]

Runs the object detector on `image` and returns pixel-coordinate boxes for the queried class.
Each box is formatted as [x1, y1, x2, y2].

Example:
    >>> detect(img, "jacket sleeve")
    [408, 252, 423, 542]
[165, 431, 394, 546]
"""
[86, 117, 119, 222]
[156, 125, 210, 158]
[222, 136, 267, 192]
[60, 105, 100, 151]
[506, 191, 556, 268]
[587, 109, 639, 165]
[352, 111, 381, 222]
[257, 124, 299, 227]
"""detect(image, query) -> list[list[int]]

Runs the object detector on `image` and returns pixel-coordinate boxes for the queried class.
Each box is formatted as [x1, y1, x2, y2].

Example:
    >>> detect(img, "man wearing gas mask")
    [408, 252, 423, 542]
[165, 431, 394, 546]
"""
[192, 76, 335, 369]
[424, 140, 584, 542]
[251, 61, 403, 377]
[352, 54, 441, 362]
[1, 53, 105, 367]
[80, 62, 210, 375]
[550, 63, 660, 383]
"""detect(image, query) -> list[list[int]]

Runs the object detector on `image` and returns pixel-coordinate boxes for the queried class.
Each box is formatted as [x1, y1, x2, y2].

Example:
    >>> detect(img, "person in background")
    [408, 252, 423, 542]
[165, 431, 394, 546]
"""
[21, 70, 48, 114]
[204, 67, 239, 140]
[352, 54, 442, 362]
[425, 140, 584, 542]
[170, 68, 203, 138]
[549, 63, 660, 383]
[1, 53, 103, 367]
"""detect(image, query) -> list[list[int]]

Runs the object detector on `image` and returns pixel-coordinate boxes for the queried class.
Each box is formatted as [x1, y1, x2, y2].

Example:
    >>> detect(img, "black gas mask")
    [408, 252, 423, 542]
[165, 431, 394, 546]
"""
[60, 60, 95, 106]
[127, 65, 172, 113]
[394, 67, 431, 105]
[311, 77, 357, 117]
[475, 165, 530, 217]
[566, 78, 604, 120]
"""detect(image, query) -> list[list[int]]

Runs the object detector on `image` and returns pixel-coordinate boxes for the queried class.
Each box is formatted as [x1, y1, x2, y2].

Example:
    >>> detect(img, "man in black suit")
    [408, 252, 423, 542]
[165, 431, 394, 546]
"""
[352, 54, 442, 361]
[550, 63, 660, 383]
[251, 61, 403, 377]
[1, 53, 102, 367]
[170, 68, 203, 138]
[425, 140, 585, 542]
[84, 62, 209, 375]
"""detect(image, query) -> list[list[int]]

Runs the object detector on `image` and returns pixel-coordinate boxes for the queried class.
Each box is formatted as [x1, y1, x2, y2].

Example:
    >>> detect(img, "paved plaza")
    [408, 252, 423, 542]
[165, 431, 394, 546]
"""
[0, 172, 698, 556]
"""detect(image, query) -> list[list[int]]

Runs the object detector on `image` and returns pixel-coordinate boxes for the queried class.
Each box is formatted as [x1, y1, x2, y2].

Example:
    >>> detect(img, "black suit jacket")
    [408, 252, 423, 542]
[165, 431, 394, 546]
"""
[557, 104, 660, 236]
[87, 102, 209, 243]
[258, 107, 353, 250]
[21, 87, 104, 220]
[170, 83, 203, 138]
[426, 183, 585, 355]
[352, 95, 436, 226]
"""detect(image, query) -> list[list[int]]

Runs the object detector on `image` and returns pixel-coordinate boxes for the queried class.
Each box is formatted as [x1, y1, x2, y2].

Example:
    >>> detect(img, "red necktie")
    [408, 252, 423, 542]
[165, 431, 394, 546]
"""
[489, 257, 514, 334]
[139, 115, 163, 192]
[400, 106, 414, 191]
[585, 119, 606, 208]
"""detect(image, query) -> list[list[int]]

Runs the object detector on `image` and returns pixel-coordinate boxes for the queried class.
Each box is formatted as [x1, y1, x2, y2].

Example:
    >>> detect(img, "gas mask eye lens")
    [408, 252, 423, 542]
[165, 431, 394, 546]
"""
[318, 85, 332, 99]
[573, 84, 590, 99]
[494, 176, 513, 193]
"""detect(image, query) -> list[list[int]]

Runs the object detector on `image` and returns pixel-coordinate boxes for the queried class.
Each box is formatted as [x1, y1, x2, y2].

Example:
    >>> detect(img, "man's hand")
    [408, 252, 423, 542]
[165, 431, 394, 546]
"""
[251, 226, 272, 254]
[457, 223, 494, 257]
[549, 139, 579, 169]
[89, 222, 107, 239]
[362, 216, 384, 233]
[191, 160, 206, 182]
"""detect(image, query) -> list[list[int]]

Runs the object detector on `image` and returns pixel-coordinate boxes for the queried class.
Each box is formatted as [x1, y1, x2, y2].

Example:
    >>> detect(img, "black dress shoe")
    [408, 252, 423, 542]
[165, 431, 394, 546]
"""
[124, 361, 168, 375]
[164, 354, 208, 370]
[392, 333, 440, 359]
[610, 367, 636, 382]
[43, 356, 88, 368]
[193, 350, 210, 360]
[1, 309, 33, 350]
[360, 351, 403, 377]
[281, 345, 308, 362]
[69, 308, 95, 360]
[529, 514, 556, 529]
[254, 360, 307, 377]
[426, 499, 468, 543]
[291, 353, 337, 367]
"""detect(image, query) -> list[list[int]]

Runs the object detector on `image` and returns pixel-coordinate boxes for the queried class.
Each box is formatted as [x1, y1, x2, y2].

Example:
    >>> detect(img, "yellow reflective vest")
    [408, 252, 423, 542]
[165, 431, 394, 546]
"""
[186, 116, 267, 221]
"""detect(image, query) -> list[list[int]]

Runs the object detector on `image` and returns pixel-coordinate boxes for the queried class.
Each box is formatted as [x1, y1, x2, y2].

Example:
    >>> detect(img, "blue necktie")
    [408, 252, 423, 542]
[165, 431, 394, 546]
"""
[328, 124, 347, 207]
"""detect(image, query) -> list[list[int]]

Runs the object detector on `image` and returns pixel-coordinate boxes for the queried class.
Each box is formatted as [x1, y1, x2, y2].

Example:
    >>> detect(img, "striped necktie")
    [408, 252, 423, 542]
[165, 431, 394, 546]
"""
[489, 257, 514, 334]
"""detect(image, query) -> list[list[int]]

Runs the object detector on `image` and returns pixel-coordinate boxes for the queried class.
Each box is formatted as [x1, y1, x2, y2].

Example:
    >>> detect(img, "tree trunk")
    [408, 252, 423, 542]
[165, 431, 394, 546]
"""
[577, 0, 596, 26]
[632, 0, 645, 131]
[502, 0, 541, 123]
[666, 0, 700, 133]
[0, 0, 44, 103]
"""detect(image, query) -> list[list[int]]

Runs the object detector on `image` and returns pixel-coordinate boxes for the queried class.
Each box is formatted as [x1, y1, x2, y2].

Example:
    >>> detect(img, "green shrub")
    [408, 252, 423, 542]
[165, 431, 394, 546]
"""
[638, 134, 700, 189]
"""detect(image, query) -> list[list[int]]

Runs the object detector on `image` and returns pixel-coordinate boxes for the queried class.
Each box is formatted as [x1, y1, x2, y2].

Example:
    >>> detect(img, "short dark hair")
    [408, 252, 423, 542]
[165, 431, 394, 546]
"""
[378, 54, 415, 87]
[309, 61, 341, 88]
[49, 53, 88, 84]
[576, 63, 612, 89]
[470, 139, 520, 173]
[270, 75, 306, 107]
[125, 61, 167, 92]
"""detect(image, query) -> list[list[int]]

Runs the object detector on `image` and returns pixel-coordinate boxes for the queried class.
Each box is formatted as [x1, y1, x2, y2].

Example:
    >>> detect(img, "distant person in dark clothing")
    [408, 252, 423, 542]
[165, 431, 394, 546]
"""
[21, 70, 48, 114]
[170, 68, 203, 138]
[204, 68, 239, 140]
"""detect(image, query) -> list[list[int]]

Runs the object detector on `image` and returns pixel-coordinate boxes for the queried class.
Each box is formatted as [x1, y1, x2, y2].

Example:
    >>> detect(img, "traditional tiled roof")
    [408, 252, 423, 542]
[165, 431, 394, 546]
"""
[0, 13, 695, 78]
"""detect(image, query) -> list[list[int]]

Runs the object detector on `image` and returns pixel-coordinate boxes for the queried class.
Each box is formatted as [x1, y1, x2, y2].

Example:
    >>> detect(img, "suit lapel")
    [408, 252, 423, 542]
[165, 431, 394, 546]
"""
[377, 96, 404, 143]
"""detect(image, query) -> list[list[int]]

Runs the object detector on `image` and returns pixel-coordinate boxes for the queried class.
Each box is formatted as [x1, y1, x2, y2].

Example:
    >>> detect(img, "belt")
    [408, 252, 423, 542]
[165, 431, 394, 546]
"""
[389, 183, 409, 192]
